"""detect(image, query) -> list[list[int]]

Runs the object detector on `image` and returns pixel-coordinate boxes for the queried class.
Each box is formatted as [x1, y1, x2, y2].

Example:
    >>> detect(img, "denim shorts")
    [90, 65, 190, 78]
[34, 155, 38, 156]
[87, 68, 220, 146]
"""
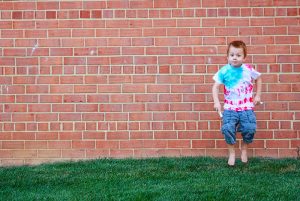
[221, 110, 257, 145]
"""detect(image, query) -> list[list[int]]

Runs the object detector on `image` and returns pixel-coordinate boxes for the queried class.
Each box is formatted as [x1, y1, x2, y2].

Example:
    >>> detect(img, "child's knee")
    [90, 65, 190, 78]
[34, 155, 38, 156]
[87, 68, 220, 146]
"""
[241, 123, 256, 143]
[221, 123, 236, 144]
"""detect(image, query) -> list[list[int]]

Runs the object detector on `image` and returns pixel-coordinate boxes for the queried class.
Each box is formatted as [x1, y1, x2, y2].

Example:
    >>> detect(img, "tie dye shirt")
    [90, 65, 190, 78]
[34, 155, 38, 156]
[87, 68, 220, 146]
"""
[213, 64, 261, 111]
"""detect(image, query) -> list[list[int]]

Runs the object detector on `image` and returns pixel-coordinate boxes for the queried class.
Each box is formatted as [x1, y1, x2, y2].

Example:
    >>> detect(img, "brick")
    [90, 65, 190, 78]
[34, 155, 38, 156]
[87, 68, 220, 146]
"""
[39, 95, 62, 103]
[74, 85, 97, 93]
[52, 104, 74, 112]
[46, 11, 56, 19]
[122, 84, 145, 93]
[72, 141, 95, 149]
[0, 58, 14, 66]
[129, 131, 152, 139]
[134, 56, 157, 65]
[143, 28, 166, 37]
[95, 140, 118, 149]
[226, 18, 249, 26]
[76, 104, 98, 112]
[4, 104, 26, 113]
[0, 39, 13, 47]
[146, 103, 169, 111]
[276, 36, 298, 44]
[226, 0, 249, 7]
[263, 27, 287, 35]
[120, 140, 143, 149]
[129, 112, 152, 121]
[202, 0, 225, 7]
[130, 19, 152, 28]
[107, 131, 129, 140]
[83, 1, 106, 9]
[0, 2, 13, 10]
[251, 18, 274, 26]
[153, 112, 175, 121]
[239, 27, 262, 36]
[2, 141, 24, 149]
[274, 131, 297, 139]
[13, 150, 37, 158]
[275, 18, 299, 26]
[83, 114, 104, 121]
[192, 140, 216, 148]
[24, 141, 47, 149]
[35, 132, 58, 140]
[58, 132, 81, 141]
[12, 113, 35, 122]
[253, 55, 276, 63]
[38, 150, 61, 158]
[266, 45, 290, 54]
[146, 48, 168, 56]
[28, 104, 51, 112]
[168, 140, 190, 148]
[59, 114, 81, 121]
[13, 2, 36, 10]
[154, 131, 177, 139]
[62, 150, 85, 158]
[266, 140, 290, 148]
[154, 0, 177, 8]
[36, 113, 58, 122]
[0, 77, 12, 86]
[202, 18, 225, 27]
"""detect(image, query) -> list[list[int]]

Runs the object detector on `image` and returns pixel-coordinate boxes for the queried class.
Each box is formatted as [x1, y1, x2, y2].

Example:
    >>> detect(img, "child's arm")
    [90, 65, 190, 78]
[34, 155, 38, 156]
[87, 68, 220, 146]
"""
[254, 75, 262, 105]
[212, 82, 222, 112]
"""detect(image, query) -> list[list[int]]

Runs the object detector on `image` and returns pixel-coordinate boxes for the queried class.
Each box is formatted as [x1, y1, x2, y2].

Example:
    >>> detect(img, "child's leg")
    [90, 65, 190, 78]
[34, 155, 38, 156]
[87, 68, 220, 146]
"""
[228, 144, 235, 166]
[241, 142, 248, 163]
[221, 110, 239, 166]
[239, 110, 257, 163]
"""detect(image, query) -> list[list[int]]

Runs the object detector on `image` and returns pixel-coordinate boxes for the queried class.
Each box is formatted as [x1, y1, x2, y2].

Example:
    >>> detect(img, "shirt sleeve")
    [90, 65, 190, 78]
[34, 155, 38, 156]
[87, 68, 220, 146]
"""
[250, 67, 261, 80]
[213, 65, 226, 84]
[213, 71, 223, 84]
[244, 64, 261, 80]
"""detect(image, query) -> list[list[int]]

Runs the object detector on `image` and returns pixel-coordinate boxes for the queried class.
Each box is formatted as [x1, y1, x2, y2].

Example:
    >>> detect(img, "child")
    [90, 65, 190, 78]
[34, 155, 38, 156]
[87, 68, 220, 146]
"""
[212, 40, 262, 166]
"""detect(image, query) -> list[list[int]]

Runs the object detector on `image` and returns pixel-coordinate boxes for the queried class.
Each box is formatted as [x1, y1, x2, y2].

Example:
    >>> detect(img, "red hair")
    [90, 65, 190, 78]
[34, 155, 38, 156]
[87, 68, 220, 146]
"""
[227, 40, 247, 58]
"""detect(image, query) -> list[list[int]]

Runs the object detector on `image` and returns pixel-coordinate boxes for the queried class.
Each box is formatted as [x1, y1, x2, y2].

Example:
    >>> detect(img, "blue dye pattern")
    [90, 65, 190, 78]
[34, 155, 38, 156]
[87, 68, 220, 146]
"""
[218, 64, 243, 89]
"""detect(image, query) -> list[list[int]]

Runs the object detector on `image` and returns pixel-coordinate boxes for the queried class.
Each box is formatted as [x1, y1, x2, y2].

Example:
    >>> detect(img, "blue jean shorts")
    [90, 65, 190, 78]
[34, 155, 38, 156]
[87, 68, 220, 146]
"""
[221, 110, 257, 145]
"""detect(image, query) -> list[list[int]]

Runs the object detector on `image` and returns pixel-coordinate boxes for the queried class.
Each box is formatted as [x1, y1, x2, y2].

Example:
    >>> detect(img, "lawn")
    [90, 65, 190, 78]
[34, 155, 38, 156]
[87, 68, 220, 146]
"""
[0, 157, 299, 201]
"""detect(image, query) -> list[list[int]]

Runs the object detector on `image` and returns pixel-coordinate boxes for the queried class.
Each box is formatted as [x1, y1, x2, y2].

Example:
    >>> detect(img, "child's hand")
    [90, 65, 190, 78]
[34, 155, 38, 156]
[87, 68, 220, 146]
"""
[254, 95, 261, 105]
[214, 102, 222, 112]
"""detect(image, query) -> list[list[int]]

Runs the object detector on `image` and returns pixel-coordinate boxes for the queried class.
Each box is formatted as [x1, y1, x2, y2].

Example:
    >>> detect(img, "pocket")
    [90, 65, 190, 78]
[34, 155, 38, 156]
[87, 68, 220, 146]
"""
[222, 110, 231, 124]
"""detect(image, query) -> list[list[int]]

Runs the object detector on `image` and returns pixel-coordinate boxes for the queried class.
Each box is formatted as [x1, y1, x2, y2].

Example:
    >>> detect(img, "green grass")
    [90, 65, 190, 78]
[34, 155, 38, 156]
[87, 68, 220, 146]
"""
[0, 157, 299, 201]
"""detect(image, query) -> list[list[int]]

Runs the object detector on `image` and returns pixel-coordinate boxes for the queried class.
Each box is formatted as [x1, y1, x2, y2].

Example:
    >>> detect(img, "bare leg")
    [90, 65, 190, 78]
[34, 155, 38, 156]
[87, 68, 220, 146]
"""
[241, 142, 248, 163]
[227, 144, 235, 166]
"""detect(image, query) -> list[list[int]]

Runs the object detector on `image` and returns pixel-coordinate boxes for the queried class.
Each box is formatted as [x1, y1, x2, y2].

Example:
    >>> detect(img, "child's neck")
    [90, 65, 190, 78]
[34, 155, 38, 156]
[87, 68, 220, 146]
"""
[229, 63, 243, 68]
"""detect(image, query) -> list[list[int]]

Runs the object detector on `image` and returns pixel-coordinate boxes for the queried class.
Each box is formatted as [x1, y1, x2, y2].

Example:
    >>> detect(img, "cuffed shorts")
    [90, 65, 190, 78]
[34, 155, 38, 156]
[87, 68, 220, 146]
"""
[221, 110, 257, 145]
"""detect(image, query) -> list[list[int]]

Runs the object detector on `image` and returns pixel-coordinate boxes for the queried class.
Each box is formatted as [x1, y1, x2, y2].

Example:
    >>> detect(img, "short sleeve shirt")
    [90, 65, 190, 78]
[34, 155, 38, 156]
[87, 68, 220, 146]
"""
[213, 64, 261, 111]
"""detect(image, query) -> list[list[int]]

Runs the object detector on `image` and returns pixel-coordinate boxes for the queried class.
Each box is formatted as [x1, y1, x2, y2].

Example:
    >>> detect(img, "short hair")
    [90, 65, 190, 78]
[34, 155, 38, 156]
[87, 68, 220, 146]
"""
[227, 40, 247, 58]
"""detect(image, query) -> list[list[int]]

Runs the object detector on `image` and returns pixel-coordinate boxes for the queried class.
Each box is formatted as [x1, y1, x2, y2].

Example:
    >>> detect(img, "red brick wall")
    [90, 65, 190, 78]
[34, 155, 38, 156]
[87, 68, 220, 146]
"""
[0, 0, 299, 166]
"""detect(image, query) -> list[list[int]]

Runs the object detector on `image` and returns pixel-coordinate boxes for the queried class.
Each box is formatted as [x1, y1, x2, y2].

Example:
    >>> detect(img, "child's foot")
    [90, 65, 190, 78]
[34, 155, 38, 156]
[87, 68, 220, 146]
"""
[241, 150, 248, 163]
[228, 154, 235, 166]
[241, 142, 248, 164]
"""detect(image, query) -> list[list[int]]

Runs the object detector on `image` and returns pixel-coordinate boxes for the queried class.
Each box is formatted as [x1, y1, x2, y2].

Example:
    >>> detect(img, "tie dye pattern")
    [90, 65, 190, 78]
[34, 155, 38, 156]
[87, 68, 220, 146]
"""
[213, 64, 261, 111]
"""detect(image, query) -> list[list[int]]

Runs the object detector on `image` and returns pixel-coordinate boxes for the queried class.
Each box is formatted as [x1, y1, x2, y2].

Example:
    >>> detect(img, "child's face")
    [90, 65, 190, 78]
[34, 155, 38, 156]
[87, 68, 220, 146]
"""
[227, 46, 246, 67]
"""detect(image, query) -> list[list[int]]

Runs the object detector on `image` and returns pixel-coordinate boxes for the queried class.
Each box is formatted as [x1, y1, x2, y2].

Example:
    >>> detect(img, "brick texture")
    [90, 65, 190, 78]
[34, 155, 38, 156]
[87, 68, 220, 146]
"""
[0, 0, 299, 166]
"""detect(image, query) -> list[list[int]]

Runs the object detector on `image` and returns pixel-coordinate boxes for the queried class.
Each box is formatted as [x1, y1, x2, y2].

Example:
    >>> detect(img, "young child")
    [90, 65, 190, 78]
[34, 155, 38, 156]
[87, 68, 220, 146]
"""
[212, 40, 262, 166]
